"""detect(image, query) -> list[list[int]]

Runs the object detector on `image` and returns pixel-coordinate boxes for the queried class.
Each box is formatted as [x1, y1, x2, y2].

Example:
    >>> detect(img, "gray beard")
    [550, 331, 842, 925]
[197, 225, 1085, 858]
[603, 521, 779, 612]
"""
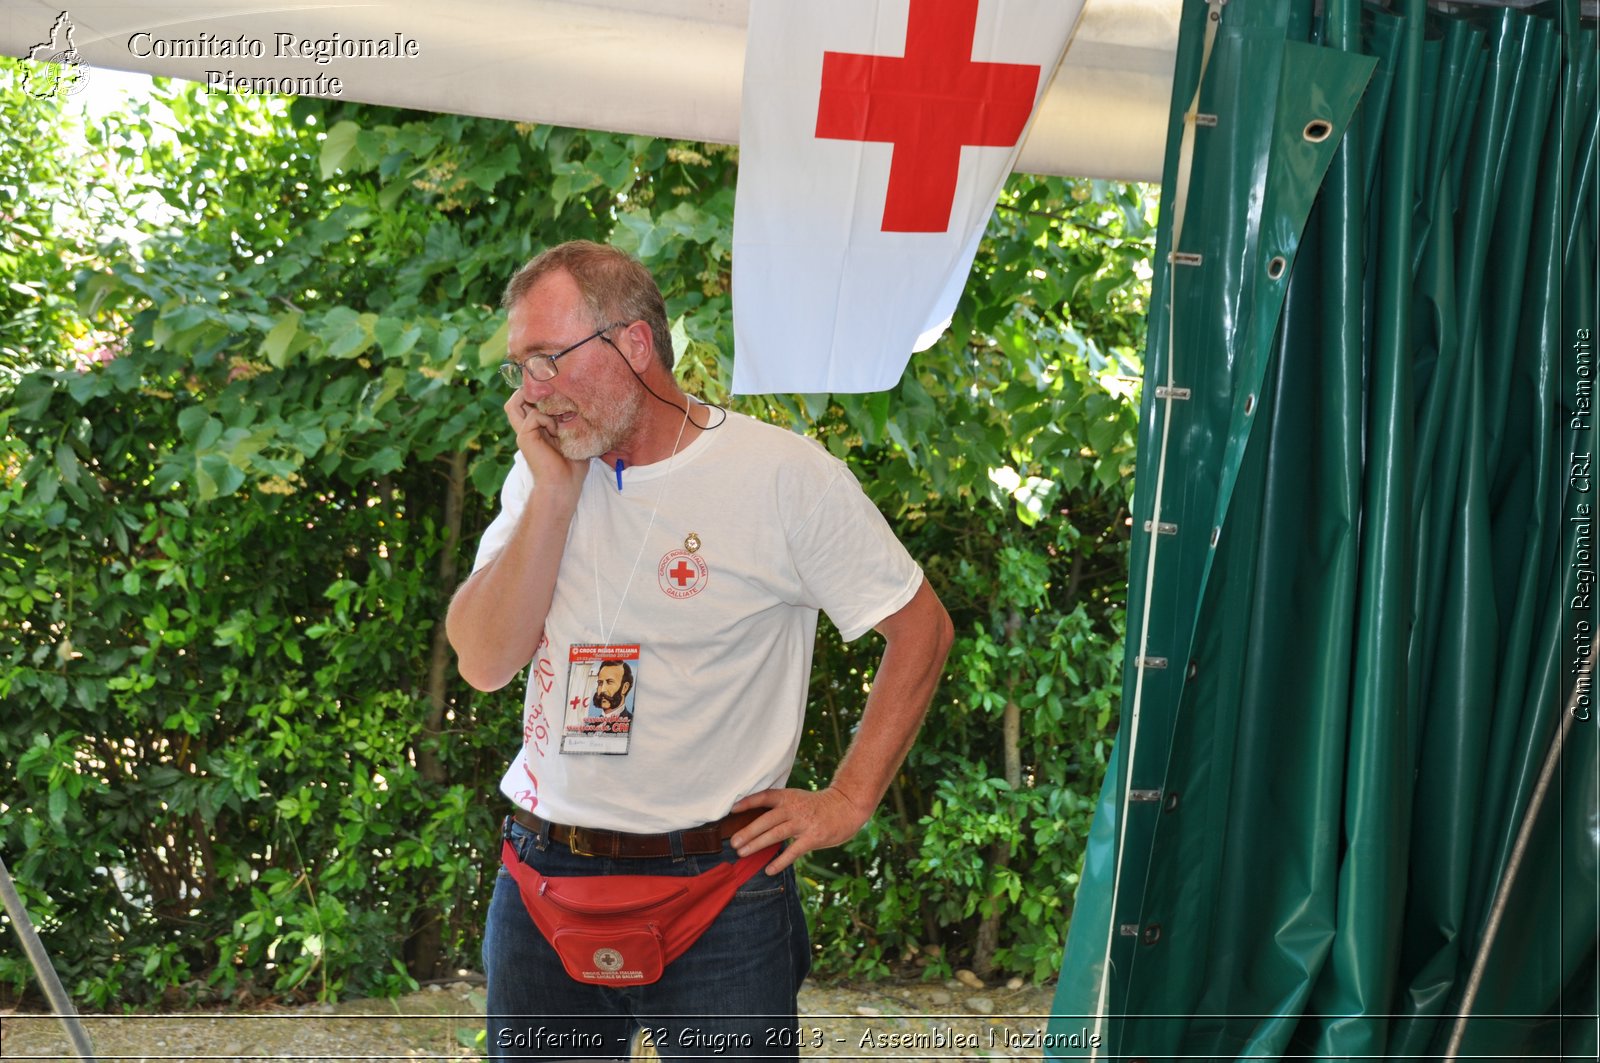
[551, 386, 645, 461]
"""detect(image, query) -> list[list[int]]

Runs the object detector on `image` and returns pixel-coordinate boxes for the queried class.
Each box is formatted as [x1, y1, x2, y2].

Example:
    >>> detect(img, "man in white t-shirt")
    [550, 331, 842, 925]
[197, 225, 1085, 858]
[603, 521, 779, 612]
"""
[446, 241, 952, 1060]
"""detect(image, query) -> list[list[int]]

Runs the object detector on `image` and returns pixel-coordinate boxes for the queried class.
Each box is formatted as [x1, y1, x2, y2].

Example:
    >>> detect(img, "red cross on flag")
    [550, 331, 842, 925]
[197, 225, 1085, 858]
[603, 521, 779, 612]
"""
[731, 0, 1084, 395]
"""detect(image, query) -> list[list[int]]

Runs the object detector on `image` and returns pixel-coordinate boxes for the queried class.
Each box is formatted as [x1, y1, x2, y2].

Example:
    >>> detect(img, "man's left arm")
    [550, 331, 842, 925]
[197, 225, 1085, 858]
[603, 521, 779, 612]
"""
[731, 577, 953, 875]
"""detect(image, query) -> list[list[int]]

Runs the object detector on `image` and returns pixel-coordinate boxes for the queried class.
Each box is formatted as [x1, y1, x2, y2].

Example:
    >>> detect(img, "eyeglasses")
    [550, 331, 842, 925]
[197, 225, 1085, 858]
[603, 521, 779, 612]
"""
[499, 323, 621, 388]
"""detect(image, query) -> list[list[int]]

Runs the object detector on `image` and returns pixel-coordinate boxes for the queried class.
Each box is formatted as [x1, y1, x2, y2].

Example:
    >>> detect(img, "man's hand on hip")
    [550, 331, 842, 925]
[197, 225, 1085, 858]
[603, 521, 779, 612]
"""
[730, 785, 871, 876]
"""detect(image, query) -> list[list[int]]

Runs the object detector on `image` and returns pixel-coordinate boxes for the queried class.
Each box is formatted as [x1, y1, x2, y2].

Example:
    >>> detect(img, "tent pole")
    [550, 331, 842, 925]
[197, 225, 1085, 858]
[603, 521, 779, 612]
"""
[1442, 629, 1598, 1061]
[0, 854, 99, 1061]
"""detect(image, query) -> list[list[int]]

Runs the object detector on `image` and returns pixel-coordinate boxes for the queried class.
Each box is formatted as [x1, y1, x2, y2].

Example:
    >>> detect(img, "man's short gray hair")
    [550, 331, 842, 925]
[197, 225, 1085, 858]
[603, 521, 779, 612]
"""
[502, 241, 674, 370]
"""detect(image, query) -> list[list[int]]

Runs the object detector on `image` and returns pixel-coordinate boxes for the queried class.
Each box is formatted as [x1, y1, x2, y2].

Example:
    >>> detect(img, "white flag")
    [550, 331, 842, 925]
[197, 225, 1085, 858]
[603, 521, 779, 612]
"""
[731, 0, 1084, 394]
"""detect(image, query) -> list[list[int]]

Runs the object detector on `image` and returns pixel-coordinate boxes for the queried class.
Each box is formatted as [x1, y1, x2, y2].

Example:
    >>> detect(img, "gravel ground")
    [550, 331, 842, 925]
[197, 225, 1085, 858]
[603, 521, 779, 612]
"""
[1, 973, 1086, 1062]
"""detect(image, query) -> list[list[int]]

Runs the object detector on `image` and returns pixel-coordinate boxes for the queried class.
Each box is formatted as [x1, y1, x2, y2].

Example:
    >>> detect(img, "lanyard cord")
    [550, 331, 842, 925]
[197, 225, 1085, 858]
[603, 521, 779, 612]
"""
[591, 402, 692, 646]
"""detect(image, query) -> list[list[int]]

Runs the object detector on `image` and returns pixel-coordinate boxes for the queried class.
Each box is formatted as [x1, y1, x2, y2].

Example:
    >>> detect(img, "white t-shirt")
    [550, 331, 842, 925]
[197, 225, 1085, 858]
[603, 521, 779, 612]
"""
[472, 409, 923, 833]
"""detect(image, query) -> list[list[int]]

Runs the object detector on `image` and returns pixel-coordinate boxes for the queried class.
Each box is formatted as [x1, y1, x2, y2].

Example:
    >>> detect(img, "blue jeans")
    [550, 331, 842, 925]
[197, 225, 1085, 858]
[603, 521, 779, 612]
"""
[484, 816, 811, 1060]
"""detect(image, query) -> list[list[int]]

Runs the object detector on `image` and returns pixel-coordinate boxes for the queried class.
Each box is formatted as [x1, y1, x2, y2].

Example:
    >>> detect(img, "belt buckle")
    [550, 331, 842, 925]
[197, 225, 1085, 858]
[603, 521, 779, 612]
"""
[567, 827, 599, 857]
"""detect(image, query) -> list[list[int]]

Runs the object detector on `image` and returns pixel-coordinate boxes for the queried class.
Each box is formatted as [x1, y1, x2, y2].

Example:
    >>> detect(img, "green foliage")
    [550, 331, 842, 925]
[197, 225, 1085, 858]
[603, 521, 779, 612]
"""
[777, 174, 1146, 981]
[0, 62, 1149, 1004]
[796, 509, 1129, 981]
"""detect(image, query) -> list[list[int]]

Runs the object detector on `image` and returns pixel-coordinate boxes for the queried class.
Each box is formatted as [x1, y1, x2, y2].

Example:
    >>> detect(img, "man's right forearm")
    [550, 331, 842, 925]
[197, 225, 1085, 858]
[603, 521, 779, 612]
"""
[446, 485, 579, 691]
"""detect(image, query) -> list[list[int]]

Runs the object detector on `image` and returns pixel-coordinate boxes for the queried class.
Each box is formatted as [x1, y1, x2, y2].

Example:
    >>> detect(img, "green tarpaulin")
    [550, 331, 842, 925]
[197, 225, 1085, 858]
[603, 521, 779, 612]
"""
[1052, 1, 1598, 1059]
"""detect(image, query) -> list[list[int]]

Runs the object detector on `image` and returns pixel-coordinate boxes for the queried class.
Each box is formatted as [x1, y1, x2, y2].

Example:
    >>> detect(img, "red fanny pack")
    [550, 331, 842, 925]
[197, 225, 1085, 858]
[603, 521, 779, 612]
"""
[500, 839, 775, 986]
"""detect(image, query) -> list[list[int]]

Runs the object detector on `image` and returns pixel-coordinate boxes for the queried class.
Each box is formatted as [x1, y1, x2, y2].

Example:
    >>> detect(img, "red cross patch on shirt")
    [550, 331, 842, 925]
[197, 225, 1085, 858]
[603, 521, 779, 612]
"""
[657, 548, 709, 599]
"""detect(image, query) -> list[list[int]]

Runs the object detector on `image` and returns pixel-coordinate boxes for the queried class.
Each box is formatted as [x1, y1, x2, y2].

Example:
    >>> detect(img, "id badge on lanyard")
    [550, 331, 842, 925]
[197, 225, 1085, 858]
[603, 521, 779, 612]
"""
[559, 643, 639, 755]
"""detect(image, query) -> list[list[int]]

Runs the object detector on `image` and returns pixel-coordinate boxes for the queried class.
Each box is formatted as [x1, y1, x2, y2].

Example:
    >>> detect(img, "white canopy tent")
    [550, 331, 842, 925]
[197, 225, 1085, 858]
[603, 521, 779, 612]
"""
[3, 0, 1180, 182]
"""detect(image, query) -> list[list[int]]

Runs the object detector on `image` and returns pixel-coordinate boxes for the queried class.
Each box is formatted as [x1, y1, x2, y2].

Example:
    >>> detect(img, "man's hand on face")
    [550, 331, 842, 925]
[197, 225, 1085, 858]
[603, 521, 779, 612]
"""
[504, 393, 587, 499]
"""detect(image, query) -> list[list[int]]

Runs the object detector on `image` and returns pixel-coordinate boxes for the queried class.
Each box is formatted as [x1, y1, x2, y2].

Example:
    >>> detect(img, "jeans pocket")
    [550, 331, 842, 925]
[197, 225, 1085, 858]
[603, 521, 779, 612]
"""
[729, 867, 788, 903]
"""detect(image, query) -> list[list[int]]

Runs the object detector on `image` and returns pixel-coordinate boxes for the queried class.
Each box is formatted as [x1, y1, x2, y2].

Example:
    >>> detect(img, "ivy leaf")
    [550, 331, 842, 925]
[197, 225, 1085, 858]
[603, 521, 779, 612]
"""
[374, 317, 422, 359]
[75, 271, 118, 317]
[463, 142, 520, 191]
[477, 317, 509, 369]
[320, 308, 376, 361]
[320, 120, 361, 179]
[177, 406, 211, 441]
[612, 211, 661, 259]
[261, 312, 302, 369]
[195, 453, 246, 502]
[54, 443, 82, 489]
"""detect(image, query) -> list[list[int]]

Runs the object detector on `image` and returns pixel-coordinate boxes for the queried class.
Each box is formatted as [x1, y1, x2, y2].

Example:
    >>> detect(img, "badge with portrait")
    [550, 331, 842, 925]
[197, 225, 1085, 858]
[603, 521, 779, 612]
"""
[559, 644, 639, 755]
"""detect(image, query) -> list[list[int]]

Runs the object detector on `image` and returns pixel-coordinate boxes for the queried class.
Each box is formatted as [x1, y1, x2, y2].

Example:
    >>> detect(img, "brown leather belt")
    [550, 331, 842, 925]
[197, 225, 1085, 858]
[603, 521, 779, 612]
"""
[510, 807, 762, 858]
